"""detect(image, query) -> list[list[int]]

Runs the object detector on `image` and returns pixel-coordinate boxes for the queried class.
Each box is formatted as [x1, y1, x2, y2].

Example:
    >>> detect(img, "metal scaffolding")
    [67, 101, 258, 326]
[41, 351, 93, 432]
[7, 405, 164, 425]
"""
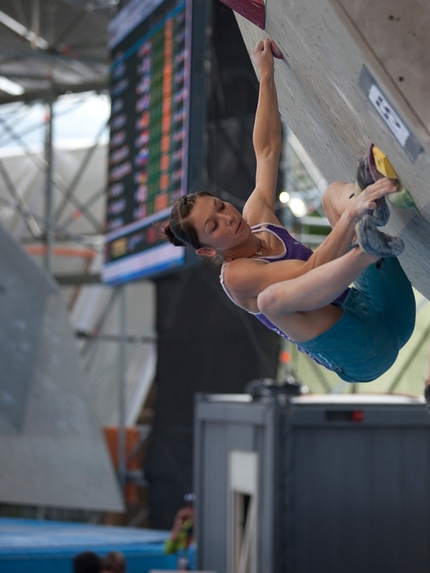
[0, 0, 157, 519]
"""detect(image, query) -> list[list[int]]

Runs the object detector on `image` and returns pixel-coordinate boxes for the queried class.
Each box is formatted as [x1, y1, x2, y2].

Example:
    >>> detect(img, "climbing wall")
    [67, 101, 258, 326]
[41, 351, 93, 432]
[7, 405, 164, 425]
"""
[221, 0, 430, 298]
[0, 222, 123, 512]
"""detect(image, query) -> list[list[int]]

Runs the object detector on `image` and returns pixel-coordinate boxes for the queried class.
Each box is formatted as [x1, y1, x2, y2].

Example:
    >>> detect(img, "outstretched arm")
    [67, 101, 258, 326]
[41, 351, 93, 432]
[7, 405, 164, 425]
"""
[243, 39, 283, 225]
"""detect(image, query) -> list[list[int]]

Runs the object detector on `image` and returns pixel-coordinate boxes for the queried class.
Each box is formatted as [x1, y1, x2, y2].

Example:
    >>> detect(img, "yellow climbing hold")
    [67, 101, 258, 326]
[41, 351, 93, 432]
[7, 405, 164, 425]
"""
[372, 146, 398, 179]
[371, 145, 416, 209]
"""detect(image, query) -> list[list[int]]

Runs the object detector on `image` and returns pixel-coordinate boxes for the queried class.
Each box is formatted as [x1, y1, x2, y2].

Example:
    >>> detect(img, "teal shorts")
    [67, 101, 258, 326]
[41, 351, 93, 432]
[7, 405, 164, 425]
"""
[298, 258, 416, 382]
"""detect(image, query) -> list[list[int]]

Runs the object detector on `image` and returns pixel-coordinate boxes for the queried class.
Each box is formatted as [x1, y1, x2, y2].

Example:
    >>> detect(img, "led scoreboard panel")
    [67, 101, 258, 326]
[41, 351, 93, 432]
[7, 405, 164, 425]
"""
[103, 0, 202, 284]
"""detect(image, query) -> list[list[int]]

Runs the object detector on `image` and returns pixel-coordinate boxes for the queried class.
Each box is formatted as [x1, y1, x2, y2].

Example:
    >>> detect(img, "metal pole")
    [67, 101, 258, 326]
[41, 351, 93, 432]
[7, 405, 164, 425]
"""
[31, 0, 41, 48]
[44, 77, 55, 273]
[118, 284, 127, 496]
[54, 118, 109, 221]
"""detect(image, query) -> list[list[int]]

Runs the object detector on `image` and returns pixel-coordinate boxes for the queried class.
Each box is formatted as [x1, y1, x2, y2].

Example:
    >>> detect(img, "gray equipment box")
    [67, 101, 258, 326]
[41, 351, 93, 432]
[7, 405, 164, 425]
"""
[194, 391, 430, 573]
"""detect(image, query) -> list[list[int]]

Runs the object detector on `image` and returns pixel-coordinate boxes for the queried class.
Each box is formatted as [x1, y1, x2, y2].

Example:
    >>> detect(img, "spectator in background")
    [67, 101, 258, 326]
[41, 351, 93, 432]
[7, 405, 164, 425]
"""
[73, 551, 102, 573]
[102, 551, 127, 573]
[165, 493, 196, 570]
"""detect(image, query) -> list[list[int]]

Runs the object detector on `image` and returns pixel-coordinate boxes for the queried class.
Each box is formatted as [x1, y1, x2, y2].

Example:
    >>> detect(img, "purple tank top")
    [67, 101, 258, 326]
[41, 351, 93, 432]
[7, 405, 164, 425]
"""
[219, 222, 349, 369]
[257, 222, 314, 261]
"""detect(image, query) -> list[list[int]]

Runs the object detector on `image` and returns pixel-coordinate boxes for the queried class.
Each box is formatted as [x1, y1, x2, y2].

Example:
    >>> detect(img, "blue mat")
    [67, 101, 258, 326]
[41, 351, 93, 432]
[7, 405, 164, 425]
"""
[0, 518, 177, 573]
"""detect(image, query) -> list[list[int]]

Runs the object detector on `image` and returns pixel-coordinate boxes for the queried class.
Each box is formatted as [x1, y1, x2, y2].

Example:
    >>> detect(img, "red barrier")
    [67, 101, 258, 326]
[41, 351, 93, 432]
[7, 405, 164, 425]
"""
[219, 0, 265, 30]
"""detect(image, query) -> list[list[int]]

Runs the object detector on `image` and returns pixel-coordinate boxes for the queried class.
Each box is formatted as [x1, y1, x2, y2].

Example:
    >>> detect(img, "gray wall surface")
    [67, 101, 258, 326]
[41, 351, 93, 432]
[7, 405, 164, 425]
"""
[0, 222, 123, 511]
[233, 0, 430, 298]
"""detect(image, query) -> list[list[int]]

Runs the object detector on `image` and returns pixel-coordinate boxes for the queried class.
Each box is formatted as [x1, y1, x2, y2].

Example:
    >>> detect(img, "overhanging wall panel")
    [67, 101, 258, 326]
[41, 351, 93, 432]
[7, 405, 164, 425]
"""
[0, 222, 123, 512]
[233, 0, 430, 298]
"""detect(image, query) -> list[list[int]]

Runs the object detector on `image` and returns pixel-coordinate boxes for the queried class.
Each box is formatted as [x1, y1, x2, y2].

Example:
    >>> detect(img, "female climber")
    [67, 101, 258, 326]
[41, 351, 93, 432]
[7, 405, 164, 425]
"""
[163, 38, 415, 383]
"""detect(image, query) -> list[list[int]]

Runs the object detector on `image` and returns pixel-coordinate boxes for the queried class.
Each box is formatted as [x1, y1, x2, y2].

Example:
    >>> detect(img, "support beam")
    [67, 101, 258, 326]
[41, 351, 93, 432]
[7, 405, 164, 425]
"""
[44, 79, 55, 273]
[0, 79, 109, 106]
[54, 273, 101, 285]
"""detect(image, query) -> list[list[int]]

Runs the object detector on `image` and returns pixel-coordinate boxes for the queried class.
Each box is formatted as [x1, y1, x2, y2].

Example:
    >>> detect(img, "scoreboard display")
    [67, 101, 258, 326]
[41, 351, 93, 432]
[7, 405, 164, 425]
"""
[103, 0, 206, 284]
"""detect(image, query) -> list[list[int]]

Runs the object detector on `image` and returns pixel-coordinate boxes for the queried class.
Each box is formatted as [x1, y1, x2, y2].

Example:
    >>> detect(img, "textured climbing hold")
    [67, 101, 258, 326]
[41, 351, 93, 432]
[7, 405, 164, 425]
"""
[372, 145, 399, 179]
[371, 145, 416, 209]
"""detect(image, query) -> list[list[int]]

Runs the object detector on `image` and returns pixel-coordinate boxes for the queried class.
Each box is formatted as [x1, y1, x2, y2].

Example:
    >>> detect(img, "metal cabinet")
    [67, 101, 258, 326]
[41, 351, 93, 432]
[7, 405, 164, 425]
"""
[194, 391, 430, 573]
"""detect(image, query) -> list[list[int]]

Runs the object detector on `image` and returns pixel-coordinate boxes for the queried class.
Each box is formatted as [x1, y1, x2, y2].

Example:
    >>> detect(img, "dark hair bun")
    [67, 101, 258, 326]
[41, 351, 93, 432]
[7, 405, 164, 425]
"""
[164, 222, 186, 247]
